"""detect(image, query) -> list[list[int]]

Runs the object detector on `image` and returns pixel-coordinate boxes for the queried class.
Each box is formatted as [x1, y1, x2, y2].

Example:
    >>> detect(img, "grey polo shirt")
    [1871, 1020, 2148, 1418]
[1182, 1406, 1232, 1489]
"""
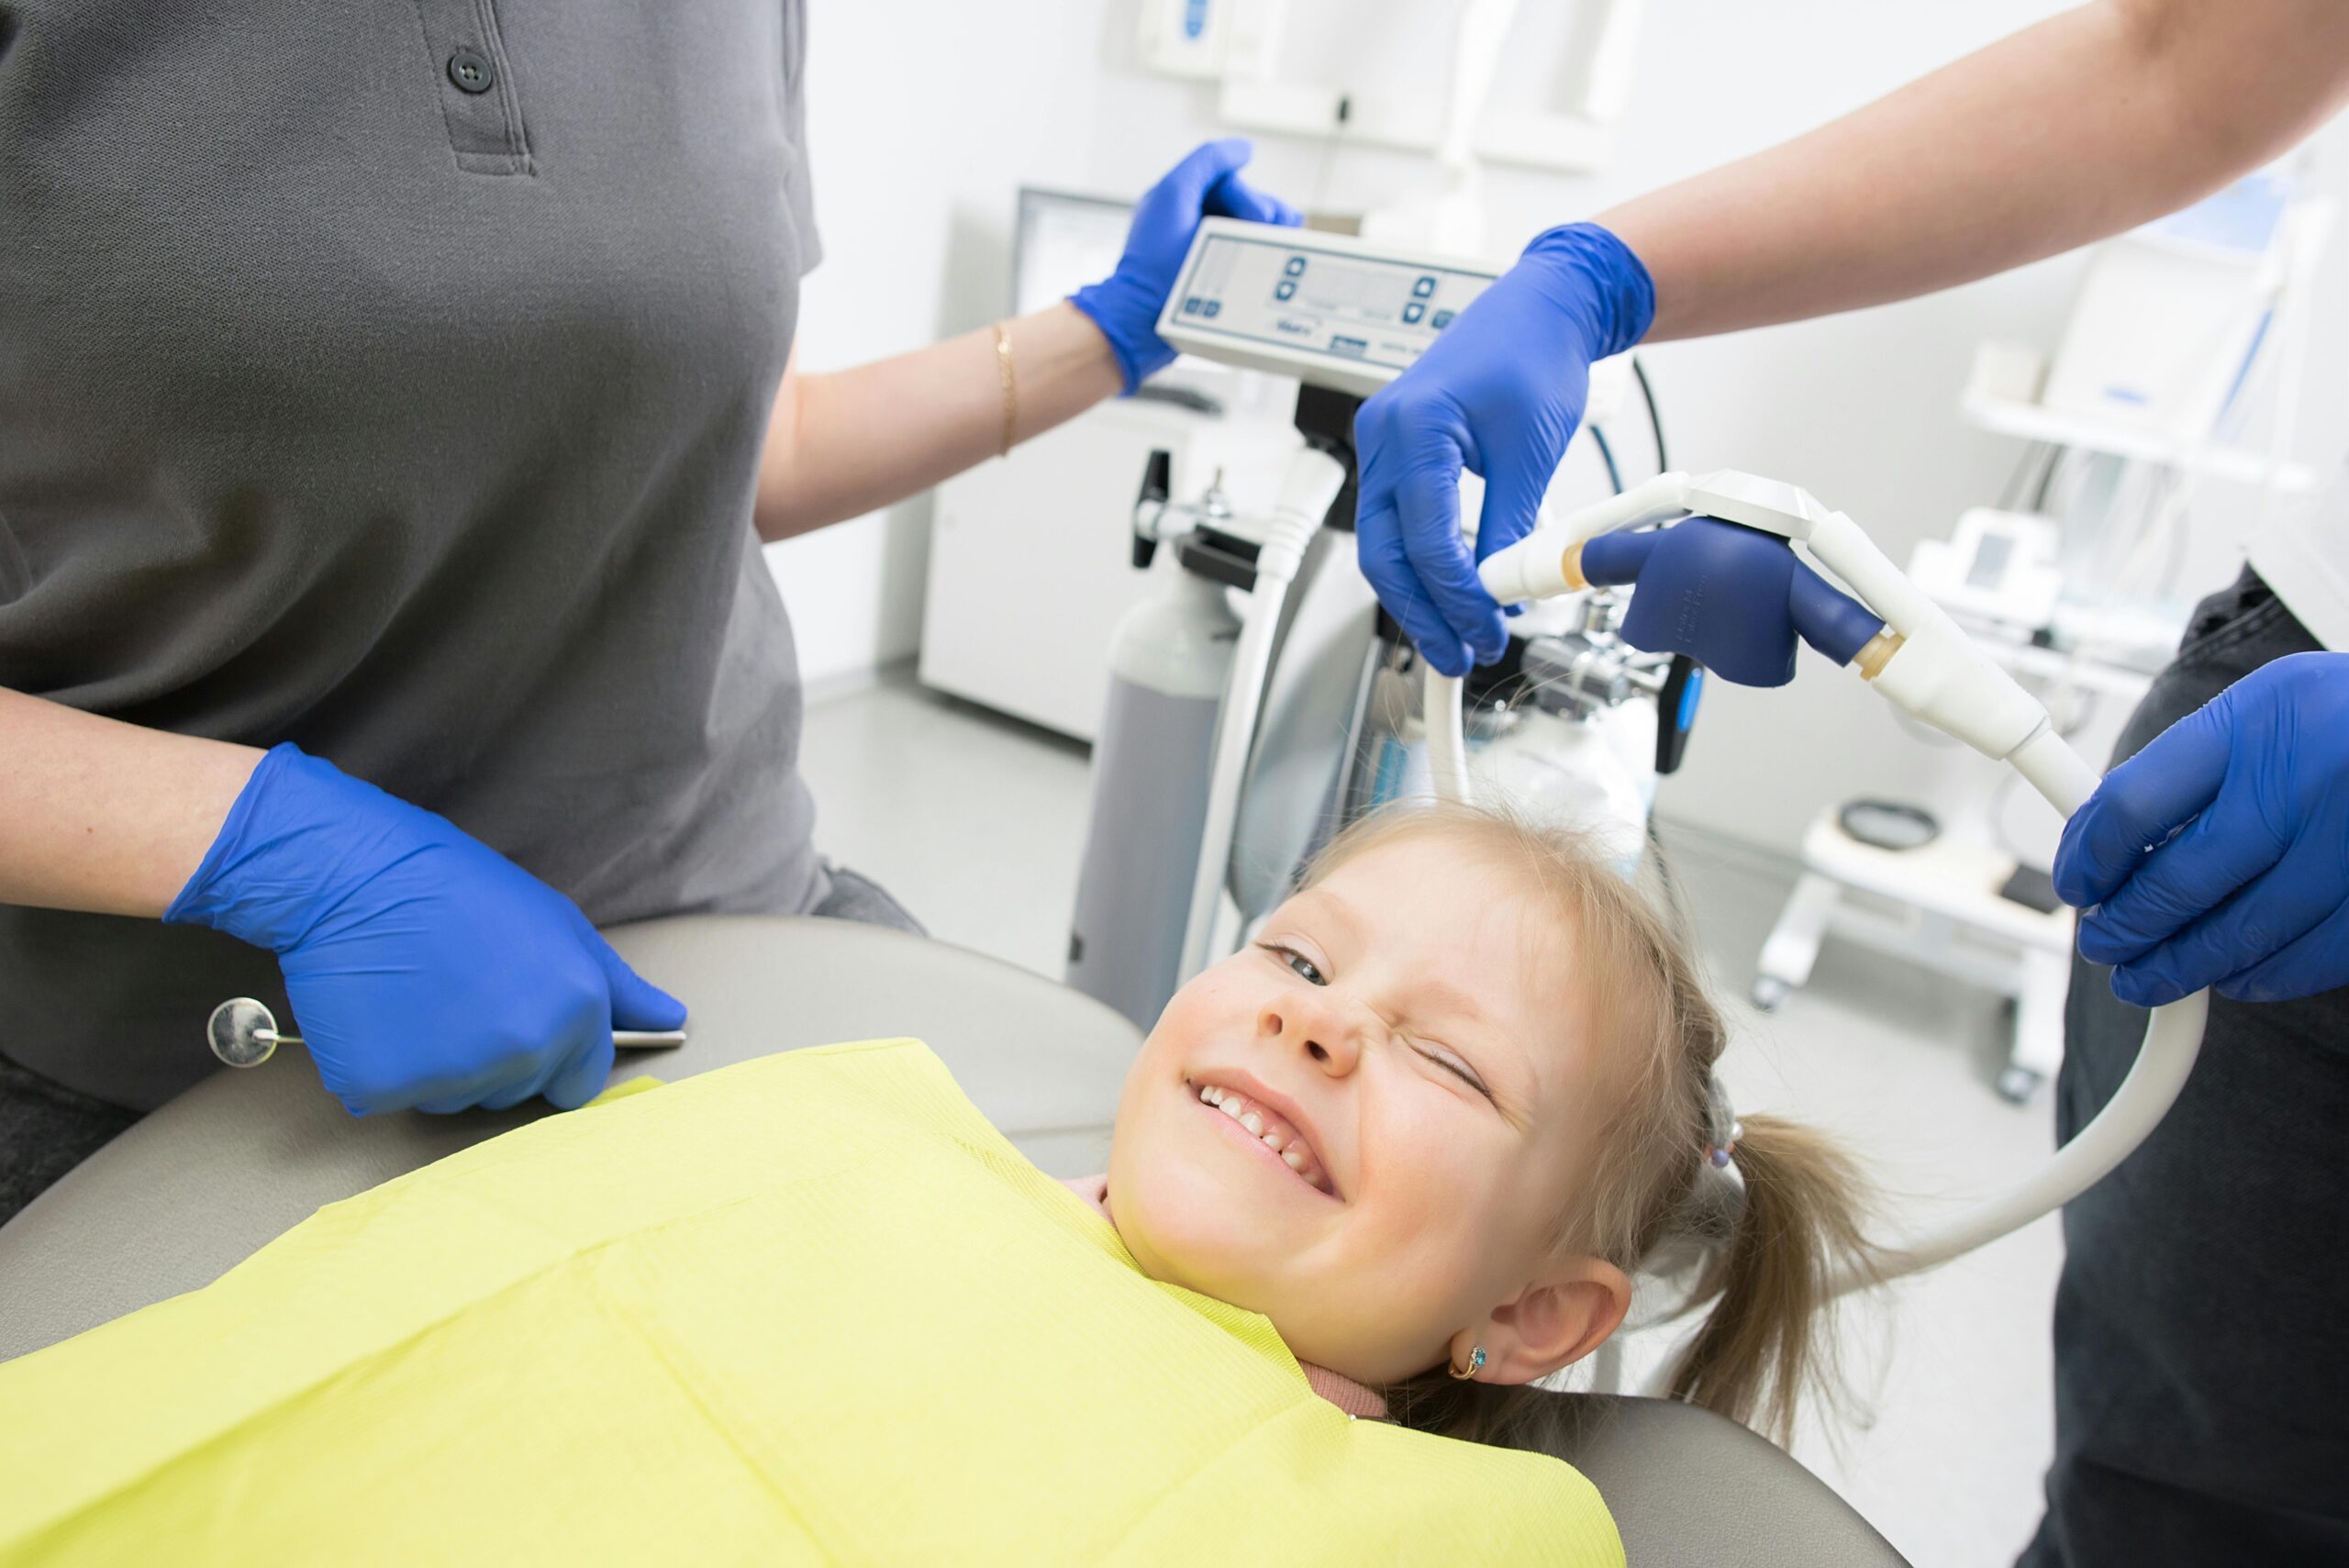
[0, 0, 827, 1107]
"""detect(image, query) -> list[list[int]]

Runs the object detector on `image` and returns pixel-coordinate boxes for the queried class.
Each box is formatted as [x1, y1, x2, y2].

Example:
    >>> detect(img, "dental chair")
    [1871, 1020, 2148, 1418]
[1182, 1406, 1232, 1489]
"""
[0, 916, 1906, 1566]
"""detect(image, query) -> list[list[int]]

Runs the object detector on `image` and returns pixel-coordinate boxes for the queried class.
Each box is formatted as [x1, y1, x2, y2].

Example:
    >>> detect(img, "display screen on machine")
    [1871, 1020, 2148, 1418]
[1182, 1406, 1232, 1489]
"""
[1158, 221, 1500, 395]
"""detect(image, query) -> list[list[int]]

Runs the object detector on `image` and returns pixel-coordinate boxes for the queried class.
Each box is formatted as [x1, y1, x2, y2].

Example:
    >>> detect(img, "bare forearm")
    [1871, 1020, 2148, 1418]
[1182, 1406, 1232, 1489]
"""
[1606, 0, 2349, 341]
[0, 687, 261, 917]
[754, 304, 1124, 540]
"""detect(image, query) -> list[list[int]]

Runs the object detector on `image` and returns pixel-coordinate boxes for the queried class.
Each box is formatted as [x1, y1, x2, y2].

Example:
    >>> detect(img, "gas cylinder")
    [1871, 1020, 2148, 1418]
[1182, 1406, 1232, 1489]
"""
[1065, 568, 1243, 1031]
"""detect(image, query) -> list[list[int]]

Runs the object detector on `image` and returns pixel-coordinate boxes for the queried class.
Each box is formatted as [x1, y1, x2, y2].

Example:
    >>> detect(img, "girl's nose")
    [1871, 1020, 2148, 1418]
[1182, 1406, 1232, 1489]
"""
[1259, 994, 1364, 1075]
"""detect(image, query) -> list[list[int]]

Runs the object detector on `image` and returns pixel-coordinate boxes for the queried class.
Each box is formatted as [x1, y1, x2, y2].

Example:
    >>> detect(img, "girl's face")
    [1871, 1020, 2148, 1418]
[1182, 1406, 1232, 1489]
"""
[1106, 835, 1632, 1388]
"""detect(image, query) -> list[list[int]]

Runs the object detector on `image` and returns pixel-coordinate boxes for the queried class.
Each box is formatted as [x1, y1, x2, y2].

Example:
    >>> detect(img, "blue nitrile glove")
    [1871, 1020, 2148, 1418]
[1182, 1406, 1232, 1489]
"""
[2055, 651, 2349, 1006]
[1353, 224, 1655, 676]
[165, 744, 687, 1116]
[1070, 139, 1300, 394]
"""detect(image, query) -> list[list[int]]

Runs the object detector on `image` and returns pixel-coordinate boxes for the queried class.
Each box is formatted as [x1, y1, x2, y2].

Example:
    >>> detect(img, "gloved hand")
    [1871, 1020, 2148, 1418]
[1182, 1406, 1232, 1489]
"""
[165, 744, 686, 1116]
[2055, 651, 2349, 1006]
[1070, 139, 1300, 394]
[1353, 223, 1655, 675]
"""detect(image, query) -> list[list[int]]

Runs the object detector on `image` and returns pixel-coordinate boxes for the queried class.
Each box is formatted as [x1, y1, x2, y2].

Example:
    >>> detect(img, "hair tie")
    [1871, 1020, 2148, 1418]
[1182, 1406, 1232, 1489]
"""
[1704, 1075, 1742, 1169]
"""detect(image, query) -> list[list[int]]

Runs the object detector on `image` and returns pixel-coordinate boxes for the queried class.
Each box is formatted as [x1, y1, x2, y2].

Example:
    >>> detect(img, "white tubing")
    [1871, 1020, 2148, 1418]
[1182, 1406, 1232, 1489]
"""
[2009, 723, 2102, 817]
[1178, 593, 1283, 980]
[1423, 667, 1474, 804]
[1847, 998, 2206, 1293]
[1835, 723, 2207, 1295]
[1811, 508, 2051, 759]
[1176, 449, 1349, 984]
[1479, 470, 1692, 605]
[1557, 470, 1695, 547]
[1466, 468, 2211, 1297]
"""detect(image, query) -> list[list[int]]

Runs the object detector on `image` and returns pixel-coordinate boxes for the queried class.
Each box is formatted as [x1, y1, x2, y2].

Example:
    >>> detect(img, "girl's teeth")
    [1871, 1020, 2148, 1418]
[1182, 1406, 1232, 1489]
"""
[1195, 1083, 1325, 1189]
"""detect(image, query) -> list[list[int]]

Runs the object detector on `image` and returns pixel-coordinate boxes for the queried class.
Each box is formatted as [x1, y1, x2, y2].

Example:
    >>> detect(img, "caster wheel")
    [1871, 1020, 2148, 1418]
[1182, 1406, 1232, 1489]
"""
[1751, 976, 1790, 1014]
[1997, 1064, 2043, 1105]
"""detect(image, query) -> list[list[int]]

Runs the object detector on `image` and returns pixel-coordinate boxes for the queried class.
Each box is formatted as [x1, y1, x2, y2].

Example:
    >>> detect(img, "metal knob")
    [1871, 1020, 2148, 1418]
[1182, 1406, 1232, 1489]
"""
[1522, 632, 1638, 718]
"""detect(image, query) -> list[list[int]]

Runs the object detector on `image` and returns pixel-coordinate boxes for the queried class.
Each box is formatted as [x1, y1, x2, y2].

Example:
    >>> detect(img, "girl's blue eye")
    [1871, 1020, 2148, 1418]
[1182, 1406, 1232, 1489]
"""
[1264, 944, 1327, 985]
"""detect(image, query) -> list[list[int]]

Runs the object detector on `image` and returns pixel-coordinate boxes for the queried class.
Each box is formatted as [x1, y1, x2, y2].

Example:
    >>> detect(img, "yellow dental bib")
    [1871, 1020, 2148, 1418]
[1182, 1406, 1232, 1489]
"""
[0, 1040, 1620, 1565]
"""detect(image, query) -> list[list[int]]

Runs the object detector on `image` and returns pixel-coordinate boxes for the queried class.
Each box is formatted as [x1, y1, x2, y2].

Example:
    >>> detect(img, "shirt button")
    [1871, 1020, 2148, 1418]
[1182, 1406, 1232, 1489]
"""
[447, 48, 495, 95]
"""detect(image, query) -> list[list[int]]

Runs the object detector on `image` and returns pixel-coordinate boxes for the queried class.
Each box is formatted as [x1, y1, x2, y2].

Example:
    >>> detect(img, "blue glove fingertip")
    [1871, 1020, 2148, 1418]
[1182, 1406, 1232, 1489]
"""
[594, 940, 689, 1032]
[2110, 964, 2182, 1010]
[1207, 170, 1299, 229]
[1170, 138, 1252, 198]
[2073, 915, 2135, 967]
[2049, 837, 2095, 910]
[544, 1035, 617, 1112]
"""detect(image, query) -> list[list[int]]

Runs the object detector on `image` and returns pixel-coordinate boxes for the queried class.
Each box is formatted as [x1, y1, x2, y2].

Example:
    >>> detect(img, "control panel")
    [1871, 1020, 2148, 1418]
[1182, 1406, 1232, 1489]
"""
[1155, 219, 1503, 397]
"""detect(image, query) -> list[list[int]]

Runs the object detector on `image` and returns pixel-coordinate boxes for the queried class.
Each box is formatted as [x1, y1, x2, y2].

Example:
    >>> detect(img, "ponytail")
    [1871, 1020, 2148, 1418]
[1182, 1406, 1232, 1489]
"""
[1667, 1114, 1875, 1444]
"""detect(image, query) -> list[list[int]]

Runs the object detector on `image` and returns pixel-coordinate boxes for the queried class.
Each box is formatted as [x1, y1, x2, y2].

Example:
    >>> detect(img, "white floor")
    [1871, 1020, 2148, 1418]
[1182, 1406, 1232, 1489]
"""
[803, 673, 2061, 1568]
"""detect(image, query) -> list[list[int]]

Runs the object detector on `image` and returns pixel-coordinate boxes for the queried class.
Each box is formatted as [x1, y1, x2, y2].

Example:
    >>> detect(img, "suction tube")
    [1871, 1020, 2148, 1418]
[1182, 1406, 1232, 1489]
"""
[1424, 668, 1474, 804]
[1473, 475, 2207, 1296]
[1808, 525, 2206, 1291]
[1840, 718, 2205, 1293]
[1176, 449, 1349, 984]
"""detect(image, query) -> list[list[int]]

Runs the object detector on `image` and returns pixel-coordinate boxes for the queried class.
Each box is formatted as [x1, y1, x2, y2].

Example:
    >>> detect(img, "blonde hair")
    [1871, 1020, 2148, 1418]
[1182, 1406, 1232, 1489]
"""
[1301, 801, 1874, 1448]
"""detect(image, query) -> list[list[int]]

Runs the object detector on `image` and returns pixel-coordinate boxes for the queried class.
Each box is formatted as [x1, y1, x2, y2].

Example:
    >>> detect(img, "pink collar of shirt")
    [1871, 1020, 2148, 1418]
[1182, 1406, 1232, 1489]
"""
[1059, 1173, 1389, 1422]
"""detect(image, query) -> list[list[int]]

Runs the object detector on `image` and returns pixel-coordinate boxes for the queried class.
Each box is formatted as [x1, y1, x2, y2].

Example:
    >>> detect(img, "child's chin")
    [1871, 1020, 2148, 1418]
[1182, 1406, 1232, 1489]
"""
[1129, 1195, 1279, 1292]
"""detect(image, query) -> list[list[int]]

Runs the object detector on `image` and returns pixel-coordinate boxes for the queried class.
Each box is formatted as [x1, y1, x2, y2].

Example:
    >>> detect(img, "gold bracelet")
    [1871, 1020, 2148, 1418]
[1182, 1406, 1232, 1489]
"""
[992, 321, 1019, 458]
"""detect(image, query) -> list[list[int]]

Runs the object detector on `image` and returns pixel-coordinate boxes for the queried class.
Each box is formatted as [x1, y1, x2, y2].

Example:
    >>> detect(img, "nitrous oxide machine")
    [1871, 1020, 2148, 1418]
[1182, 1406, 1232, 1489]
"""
[1065, 219, 1698, 1031]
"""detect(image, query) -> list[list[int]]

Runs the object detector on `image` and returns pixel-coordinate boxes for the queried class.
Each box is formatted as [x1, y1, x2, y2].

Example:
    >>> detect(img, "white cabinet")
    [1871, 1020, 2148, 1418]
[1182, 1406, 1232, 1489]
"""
[918, 398, 1302, 741]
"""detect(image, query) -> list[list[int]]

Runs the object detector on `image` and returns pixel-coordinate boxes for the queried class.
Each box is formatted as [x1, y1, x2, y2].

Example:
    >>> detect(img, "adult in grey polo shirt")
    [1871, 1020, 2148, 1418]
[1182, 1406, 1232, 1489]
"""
[0, 0, 1296, 1221]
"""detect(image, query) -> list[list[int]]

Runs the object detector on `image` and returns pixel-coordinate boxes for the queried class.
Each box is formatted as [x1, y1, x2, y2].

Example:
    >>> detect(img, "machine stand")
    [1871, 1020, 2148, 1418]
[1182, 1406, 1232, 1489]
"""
[1753, 806, 2075, 1103]
[1290, 383, 1364, 528]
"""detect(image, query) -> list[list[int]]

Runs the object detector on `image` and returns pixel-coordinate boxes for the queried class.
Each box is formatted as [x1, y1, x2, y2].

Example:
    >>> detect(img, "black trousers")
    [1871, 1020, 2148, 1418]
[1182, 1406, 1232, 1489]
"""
[2020, 571, 2349, 1566]
[0, 860, 925, 1230]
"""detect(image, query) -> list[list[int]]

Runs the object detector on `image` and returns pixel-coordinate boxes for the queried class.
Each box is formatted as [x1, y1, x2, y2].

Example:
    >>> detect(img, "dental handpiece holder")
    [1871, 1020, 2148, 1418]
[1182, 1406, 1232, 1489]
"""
[1475, 470, 2210, 1292]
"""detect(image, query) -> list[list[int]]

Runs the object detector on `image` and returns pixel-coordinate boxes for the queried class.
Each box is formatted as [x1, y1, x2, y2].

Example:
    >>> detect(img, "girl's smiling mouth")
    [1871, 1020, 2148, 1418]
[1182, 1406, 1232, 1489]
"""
[1185, 1077, 1340, 1197]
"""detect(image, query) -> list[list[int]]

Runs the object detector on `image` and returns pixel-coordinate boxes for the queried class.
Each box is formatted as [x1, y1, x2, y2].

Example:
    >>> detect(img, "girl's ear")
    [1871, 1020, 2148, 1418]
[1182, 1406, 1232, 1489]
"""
[1468, 1258, 1633, 1385]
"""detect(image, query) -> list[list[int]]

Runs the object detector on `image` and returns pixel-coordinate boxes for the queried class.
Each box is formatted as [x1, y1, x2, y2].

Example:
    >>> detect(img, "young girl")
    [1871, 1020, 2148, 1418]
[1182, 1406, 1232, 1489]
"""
[0, 803, 1871, 1563]
[1088, 798, 1872, 1447]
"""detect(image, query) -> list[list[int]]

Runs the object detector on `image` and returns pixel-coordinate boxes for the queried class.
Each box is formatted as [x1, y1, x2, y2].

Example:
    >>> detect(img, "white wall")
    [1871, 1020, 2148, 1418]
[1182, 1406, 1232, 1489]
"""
[785, 0, 2347, 852]
[771, 0, 1108, 684]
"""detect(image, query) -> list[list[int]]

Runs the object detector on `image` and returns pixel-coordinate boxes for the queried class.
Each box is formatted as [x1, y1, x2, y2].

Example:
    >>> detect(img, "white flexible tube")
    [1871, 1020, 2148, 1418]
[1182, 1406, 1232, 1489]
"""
[1480, 471, 1693, 604]
[1176, 449, 1349, 983]
[1837, 720, 2205, 1293]
[1423, 667, 1475, 804]
[1803, 506, 2209, 1285]
[1464, 467, 2211, 1296]
[1852, 998, 2206, 1291]
[2009, 723, 2103, 815]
